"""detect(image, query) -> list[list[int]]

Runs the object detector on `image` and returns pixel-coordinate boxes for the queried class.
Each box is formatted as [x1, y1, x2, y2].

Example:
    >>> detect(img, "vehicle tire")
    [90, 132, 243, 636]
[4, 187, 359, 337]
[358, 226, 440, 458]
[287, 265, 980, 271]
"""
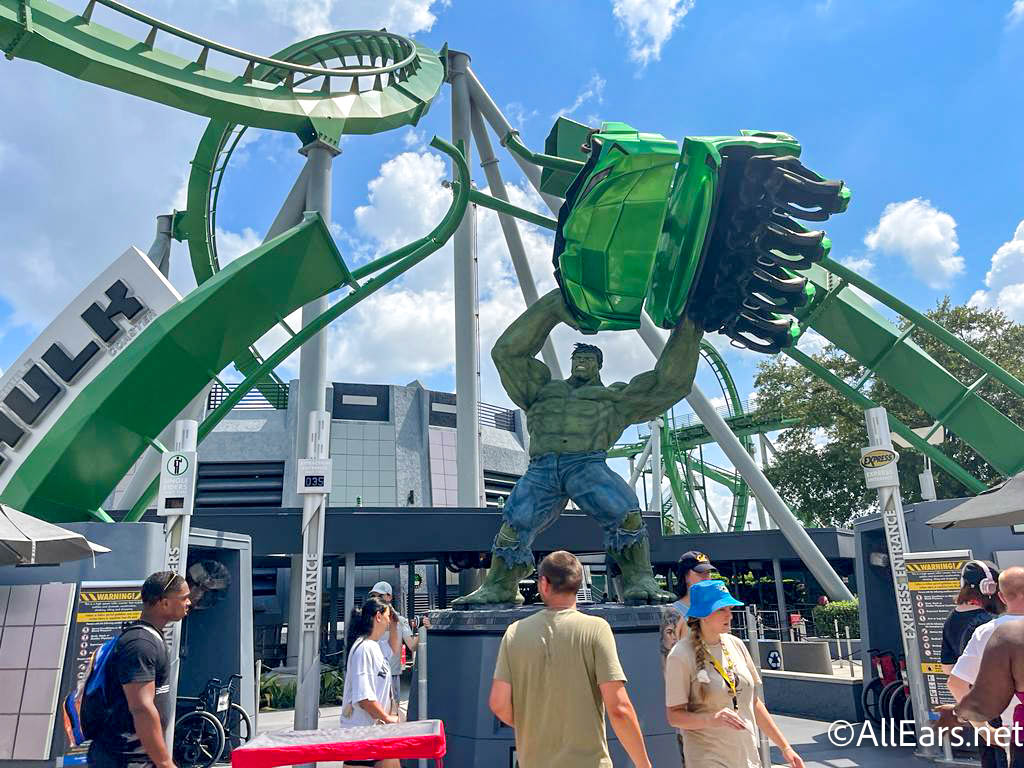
[224, 703, 253, 754]
[903, 694, 914, 727]
[174, 710, 226, 768]
[878, 680, 903, 724]
[861, 676, 884, 726]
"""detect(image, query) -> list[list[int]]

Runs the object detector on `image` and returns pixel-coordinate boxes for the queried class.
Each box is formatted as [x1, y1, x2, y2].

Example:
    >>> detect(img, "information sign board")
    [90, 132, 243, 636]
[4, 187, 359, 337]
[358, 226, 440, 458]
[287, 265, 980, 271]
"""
[904, 550, 971, 713]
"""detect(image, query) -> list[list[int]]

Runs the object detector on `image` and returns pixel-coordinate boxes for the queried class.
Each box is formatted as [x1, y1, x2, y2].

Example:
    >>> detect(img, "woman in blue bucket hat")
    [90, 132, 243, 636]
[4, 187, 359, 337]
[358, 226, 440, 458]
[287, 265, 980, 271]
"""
[664, 580, 805, 768]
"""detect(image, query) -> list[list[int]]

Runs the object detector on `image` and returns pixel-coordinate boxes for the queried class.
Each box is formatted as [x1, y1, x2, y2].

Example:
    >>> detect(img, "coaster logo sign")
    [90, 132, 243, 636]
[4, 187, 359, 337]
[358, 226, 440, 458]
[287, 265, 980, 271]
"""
[860, 449, 897, 469]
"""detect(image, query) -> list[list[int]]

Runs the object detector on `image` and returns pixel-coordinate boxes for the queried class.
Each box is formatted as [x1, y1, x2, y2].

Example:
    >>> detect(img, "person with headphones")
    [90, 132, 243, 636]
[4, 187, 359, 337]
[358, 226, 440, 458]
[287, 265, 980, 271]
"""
[947, 563, 1022, 768]
[941, 560, 1003, 675]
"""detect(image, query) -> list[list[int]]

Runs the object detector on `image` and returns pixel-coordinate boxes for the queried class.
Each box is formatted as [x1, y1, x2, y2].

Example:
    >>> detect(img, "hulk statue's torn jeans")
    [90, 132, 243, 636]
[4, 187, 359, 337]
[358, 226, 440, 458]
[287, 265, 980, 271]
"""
[493, 450, 646, 567]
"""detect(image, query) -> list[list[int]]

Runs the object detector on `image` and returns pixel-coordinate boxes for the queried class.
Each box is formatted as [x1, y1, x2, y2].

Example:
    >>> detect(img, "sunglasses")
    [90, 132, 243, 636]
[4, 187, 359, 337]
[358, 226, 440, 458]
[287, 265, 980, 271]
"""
[160, 573, 180, 597]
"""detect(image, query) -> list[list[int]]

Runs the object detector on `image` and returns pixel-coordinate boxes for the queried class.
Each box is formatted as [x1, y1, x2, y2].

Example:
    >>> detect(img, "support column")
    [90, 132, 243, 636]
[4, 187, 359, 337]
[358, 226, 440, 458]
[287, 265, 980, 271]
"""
[468, 104, 563, 378]
[294, 412, 330, 734]
[407, 562, 416, 623]
[449, 51, 483, 510]
[648, 419, 662, 514]
[772, 559, 790, 641]
[146, 214, 173, 277]
[343, 552, 356, 653]
[755, 434, 771, 530]
[464, 67, 563, 214]
[286, 553, 302, 666]
[436, 560, 447, 609]
[329, 564, 340, 651]
[160, 419, 198, 746]
[637, 315, 853, 601]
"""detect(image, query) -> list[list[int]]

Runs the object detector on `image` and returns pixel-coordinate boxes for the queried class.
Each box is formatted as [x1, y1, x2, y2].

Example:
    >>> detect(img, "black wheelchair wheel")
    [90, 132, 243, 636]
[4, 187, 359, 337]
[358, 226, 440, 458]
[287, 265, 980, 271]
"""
[861, 676, 884, 726]
[878, 680, 903, 724]
[174, 710, 226, 768]
[224, 703, 253, 754]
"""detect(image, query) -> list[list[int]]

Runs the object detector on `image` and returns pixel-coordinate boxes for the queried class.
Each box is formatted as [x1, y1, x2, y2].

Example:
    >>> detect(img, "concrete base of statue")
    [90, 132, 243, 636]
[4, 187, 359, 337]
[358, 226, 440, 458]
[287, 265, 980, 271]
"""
[408, 603, 677, 767]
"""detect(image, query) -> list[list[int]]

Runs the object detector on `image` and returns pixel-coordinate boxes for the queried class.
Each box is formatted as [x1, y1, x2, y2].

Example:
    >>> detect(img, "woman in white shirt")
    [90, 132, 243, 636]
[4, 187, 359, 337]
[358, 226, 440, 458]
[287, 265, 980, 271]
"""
[340, 597, 399, 768]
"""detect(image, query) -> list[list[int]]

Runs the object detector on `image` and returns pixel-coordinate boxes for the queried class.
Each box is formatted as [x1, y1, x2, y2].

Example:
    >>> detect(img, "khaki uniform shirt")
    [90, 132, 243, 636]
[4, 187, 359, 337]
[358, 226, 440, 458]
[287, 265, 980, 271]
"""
[494, 608, 626, 768]
[665, 632, 762, 768]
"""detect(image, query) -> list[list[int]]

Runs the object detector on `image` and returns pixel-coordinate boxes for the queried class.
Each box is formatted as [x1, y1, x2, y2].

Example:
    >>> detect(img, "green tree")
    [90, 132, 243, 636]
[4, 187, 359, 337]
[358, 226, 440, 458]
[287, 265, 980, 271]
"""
[754, 301, 1024, 528]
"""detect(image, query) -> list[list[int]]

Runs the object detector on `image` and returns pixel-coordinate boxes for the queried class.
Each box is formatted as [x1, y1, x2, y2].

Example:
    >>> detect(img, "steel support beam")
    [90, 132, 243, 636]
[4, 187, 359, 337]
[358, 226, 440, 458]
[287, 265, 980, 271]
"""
[343, 551, 356, 652]
[637, 316, 853, 601]
[450, 51, 483, 510]
[464, 67, 563, 214]
[469, 104, 563, 378]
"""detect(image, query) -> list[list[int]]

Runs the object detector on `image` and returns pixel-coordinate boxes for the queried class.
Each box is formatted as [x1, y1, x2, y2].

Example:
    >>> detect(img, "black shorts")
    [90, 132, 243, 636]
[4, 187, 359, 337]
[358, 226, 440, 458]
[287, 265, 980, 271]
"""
[87, 741, 154, 768]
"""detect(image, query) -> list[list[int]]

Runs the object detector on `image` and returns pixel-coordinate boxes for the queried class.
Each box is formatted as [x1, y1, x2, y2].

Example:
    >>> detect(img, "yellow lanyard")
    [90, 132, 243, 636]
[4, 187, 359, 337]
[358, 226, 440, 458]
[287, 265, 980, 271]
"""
[706, 645, 738, 710]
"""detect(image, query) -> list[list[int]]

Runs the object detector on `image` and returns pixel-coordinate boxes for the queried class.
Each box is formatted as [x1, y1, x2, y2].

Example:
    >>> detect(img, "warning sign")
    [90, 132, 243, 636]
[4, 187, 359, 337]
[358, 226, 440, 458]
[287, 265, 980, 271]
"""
[904, 551, 970, 713]
[61, 581, 144, 765]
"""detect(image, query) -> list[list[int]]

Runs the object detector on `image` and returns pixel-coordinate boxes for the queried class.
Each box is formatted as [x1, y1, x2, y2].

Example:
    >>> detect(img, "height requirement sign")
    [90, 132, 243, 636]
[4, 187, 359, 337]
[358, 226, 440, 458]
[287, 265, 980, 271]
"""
[904, 550, 971, 713]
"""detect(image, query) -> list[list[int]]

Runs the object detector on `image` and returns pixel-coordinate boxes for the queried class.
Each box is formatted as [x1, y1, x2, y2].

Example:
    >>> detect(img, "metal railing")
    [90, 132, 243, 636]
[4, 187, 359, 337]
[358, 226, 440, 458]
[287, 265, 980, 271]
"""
[479, 402, 516, 432]
[207, 382, 288, 411]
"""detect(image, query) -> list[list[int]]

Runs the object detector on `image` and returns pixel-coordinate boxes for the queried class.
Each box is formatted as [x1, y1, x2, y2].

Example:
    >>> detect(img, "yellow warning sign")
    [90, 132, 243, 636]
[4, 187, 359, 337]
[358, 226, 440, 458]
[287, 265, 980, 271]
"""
[909, 579, 961, 590]
[921, 663, 945, 675]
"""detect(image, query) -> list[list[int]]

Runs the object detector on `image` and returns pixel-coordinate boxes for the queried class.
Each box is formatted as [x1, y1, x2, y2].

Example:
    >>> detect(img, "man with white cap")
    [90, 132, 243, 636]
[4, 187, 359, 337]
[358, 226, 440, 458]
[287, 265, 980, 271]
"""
[369, 581, 430, 714]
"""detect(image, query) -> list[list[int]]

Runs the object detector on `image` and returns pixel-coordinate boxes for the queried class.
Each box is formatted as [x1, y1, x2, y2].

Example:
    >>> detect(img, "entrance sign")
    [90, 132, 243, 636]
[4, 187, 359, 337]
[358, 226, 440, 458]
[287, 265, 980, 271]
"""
[0, 249, 179, 482]
[862, 407, 934, 754]
[904, 550, 971, 713]
[860, 447, 900, 489]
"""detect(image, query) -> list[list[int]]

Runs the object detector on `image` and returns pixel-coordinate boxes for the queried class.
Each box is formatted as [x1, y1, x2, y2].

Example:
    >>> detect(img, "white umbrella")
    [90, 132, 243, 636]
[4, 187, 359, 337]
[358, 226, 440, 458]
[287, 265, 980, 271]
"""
[925, 472, 1024, 529]
[0, 503, 111, 565]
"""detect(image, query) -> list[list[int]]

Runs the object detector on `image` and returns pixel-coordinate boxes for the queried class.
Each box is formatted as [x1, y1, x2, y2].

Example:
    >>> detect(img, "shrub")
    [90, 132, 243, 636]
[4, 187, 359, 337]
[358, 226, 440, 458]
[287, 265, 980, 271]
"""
[812, 599, 860, 638]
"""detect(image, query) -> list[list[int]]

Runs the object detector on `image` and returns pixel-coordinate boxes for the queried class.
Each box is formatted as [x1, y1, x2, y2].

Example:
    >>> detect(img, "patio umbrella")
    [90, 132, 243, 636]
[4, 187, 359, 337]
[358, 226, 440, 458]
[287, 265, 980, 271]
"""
[926, 473, 1024, 529]
[0, 503, 111, 565]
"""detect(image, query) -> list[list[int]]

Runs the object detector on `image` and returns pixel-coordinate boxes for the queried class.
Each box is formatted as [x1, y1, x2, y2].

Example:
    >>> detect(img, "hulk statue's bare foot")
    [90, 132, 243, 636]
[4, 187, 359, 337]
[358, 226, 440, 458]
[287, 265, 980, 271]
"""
[451, 556, 533, 610]
[610, 513, 675, 605]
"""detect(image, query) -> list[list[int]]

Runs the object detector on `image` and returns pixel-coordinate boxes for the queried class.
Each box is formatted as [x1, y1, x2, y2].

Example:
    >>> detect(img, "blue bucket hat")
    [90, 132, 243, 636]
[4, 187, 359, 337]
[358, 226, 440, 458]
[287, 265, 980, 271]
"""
[685, 579, 744, 618]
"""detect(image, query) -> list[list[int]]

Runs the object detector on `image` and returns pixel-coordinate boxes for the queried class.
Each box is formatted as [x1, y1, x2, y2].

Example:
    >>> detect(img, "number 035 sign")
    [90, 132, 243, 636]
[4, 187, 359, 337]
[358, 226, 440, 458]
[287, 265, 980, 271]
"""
[296, 458, 332, 495]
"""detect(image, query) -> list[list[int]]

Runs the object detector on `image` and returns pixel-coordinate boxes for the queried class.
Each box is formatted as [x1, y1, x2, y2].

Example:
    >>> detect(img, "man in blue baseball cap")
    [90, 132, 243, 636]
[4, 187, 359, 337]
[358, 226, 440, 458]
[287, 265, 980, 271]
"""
[666, 580, 805, 768]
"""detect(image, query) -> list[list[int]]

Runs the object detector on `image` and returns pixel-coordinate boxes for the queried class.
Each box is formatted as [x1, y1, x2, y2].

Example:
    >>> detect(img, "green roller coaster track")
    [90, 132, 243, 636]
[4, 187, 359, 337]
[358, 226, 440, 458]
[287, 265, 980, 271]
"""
[2, 0, 1023, 530]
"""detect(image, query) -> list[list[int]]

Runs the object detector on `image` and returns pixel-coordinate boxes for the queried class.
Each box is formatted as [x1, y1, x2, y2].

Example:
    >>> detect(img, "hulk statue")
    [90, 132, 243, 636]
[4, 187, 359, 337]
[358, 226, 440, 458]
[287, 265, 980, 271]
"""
[452, 288, 702, 608]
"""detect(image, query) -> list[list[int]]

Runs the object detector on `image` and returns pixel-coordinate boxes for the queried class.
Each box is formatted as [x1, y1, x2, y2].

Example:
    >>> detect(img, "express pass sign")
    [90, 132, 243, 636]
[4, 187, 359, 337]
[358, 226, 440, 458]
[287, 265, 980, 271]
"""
[0, 248, 180, 484]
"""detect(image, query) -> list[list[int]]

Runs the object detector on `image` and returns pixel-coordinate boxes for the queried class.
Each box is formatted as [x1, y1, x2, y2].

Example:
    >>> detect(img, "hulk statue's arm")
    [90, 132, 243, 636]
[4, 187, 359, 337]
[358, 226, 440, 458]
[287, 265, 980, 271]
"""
[615, 315, 703, 425]
[491, 290, 574, 410]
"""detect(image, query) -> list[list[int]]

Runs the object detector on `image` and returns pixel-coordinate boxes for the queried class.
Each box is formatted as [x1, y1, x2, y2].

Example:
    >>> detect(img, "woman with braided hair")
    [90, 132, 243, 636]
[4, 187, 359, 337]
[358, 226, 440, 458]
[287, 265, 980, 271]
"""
[665, 580, 805, 768]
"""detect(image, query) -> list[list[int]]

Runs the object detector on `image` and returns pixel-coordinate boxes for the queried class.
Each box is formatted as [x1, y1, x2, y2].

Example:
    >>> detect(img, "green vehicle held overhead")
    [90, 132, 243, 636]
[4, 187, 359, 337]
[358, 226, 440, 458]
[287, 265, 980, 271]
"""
[548, 119, 850, 353]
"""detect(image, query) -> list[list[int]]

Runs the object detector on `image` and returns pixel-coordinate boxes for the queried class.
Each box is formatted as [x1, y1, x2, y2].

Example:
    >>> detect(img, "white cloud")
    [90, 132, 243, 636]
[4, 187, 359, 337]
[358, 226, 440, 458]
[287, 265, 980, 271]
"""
[1009, 0, 1024, 27]
[864, 198, 964, 290]
[839, 256, 874, 274]
[264, 0, 446, 38]
[796, 329, 830, 355]
[611, 0, 695, 68]
[969, 220, 1024, 322]
[504, 102, 539, 131]
[553, 74, 606, 120]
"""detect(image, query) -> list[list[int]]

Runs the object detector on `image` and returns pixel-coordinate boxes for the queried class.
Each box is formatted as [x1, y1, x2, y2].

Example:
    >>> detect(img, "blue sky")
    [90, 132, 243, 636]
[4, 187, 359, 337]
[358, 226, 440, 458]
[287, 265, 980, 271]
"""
[1, 0, 1023, 520]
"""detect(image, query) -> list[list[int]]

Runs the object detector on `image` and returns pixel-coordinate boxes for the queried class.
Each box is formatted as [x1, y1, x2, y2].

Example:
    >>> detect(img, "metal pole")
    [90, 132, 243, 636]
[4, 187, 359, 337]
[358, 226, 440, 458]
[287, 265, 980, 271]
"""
[755, 435, 770, 531]
[162, 419, 198, 747]
[463, 68, 563, 214]
[863, 406, 933, 753]
[343, 552, 356, 654]
[648, 419, 663, 514]
[295, 411, 331, 734]
[146, 214, 173, 277]
[745, 607, 771, 768]
[287, 554, 302, 666]
[628, 438, 653, 491]
[468, 103, 563, 378]
[449, 51, 483, 511]
[265, 163, 312, 243]
[772, 558, 789, 641]
[416, 624, 428, 768]
[637, 315, 853, 601]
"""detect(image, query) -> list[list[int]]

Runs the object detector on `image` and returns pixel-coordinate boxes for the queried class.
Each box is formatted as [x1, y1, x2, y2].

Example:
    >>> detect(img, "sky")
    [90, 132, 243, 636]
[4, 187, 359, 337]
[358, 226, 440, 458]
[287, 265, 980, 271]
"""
[1, 0, 1022, 525]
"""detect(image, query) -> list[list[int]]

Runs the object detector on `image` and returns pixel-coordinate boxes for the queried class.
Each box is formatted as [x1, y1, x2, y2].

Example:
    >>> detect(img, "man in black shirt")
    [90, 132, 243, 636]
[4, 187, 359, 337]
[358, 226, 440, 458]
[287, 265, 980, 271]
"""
[88, 571, 192, 768]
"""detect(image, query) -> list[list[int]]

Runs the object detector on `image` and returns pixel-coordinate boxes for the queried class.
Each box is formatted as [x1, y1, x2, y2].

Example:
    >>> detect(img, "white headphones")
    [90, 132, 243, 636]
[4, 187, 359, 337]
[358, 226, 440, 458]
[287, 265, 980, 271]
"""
[962, 560, 998, 596]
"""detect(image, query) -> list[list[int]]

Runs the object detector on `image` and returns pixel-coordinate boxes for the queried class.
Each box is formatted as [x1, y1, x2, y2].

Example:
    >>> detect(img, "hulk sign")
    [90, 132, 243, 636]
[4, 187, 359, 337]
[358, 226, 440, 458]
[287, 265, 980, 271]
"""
[452, 289, 702, 608]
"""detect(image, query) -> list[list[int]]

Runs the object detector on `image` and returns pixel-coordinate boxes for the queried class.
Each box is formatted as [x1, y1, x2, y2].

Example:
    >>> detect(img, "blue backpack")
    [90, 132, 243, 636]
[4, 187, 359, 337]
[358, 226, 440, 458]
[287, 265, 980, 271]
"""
[63, 624, 161, 745]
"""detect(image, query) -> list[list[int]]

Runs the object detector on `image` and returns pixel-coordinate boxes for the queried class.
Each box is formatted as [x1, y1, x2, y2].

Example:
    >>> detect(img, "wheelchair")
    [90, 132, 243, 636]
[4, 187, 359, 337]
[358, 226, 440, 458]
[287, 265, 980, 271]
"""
[173, 674, 253, 768]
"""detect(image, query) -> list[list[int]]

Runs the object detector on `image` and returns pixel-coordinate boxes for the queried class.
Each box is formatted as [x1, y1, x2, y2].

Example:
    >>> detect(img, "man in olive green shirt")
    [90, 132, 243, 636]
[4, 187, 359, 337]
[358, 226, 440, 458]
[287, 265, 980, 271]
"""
[489, 551, 652, 768]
